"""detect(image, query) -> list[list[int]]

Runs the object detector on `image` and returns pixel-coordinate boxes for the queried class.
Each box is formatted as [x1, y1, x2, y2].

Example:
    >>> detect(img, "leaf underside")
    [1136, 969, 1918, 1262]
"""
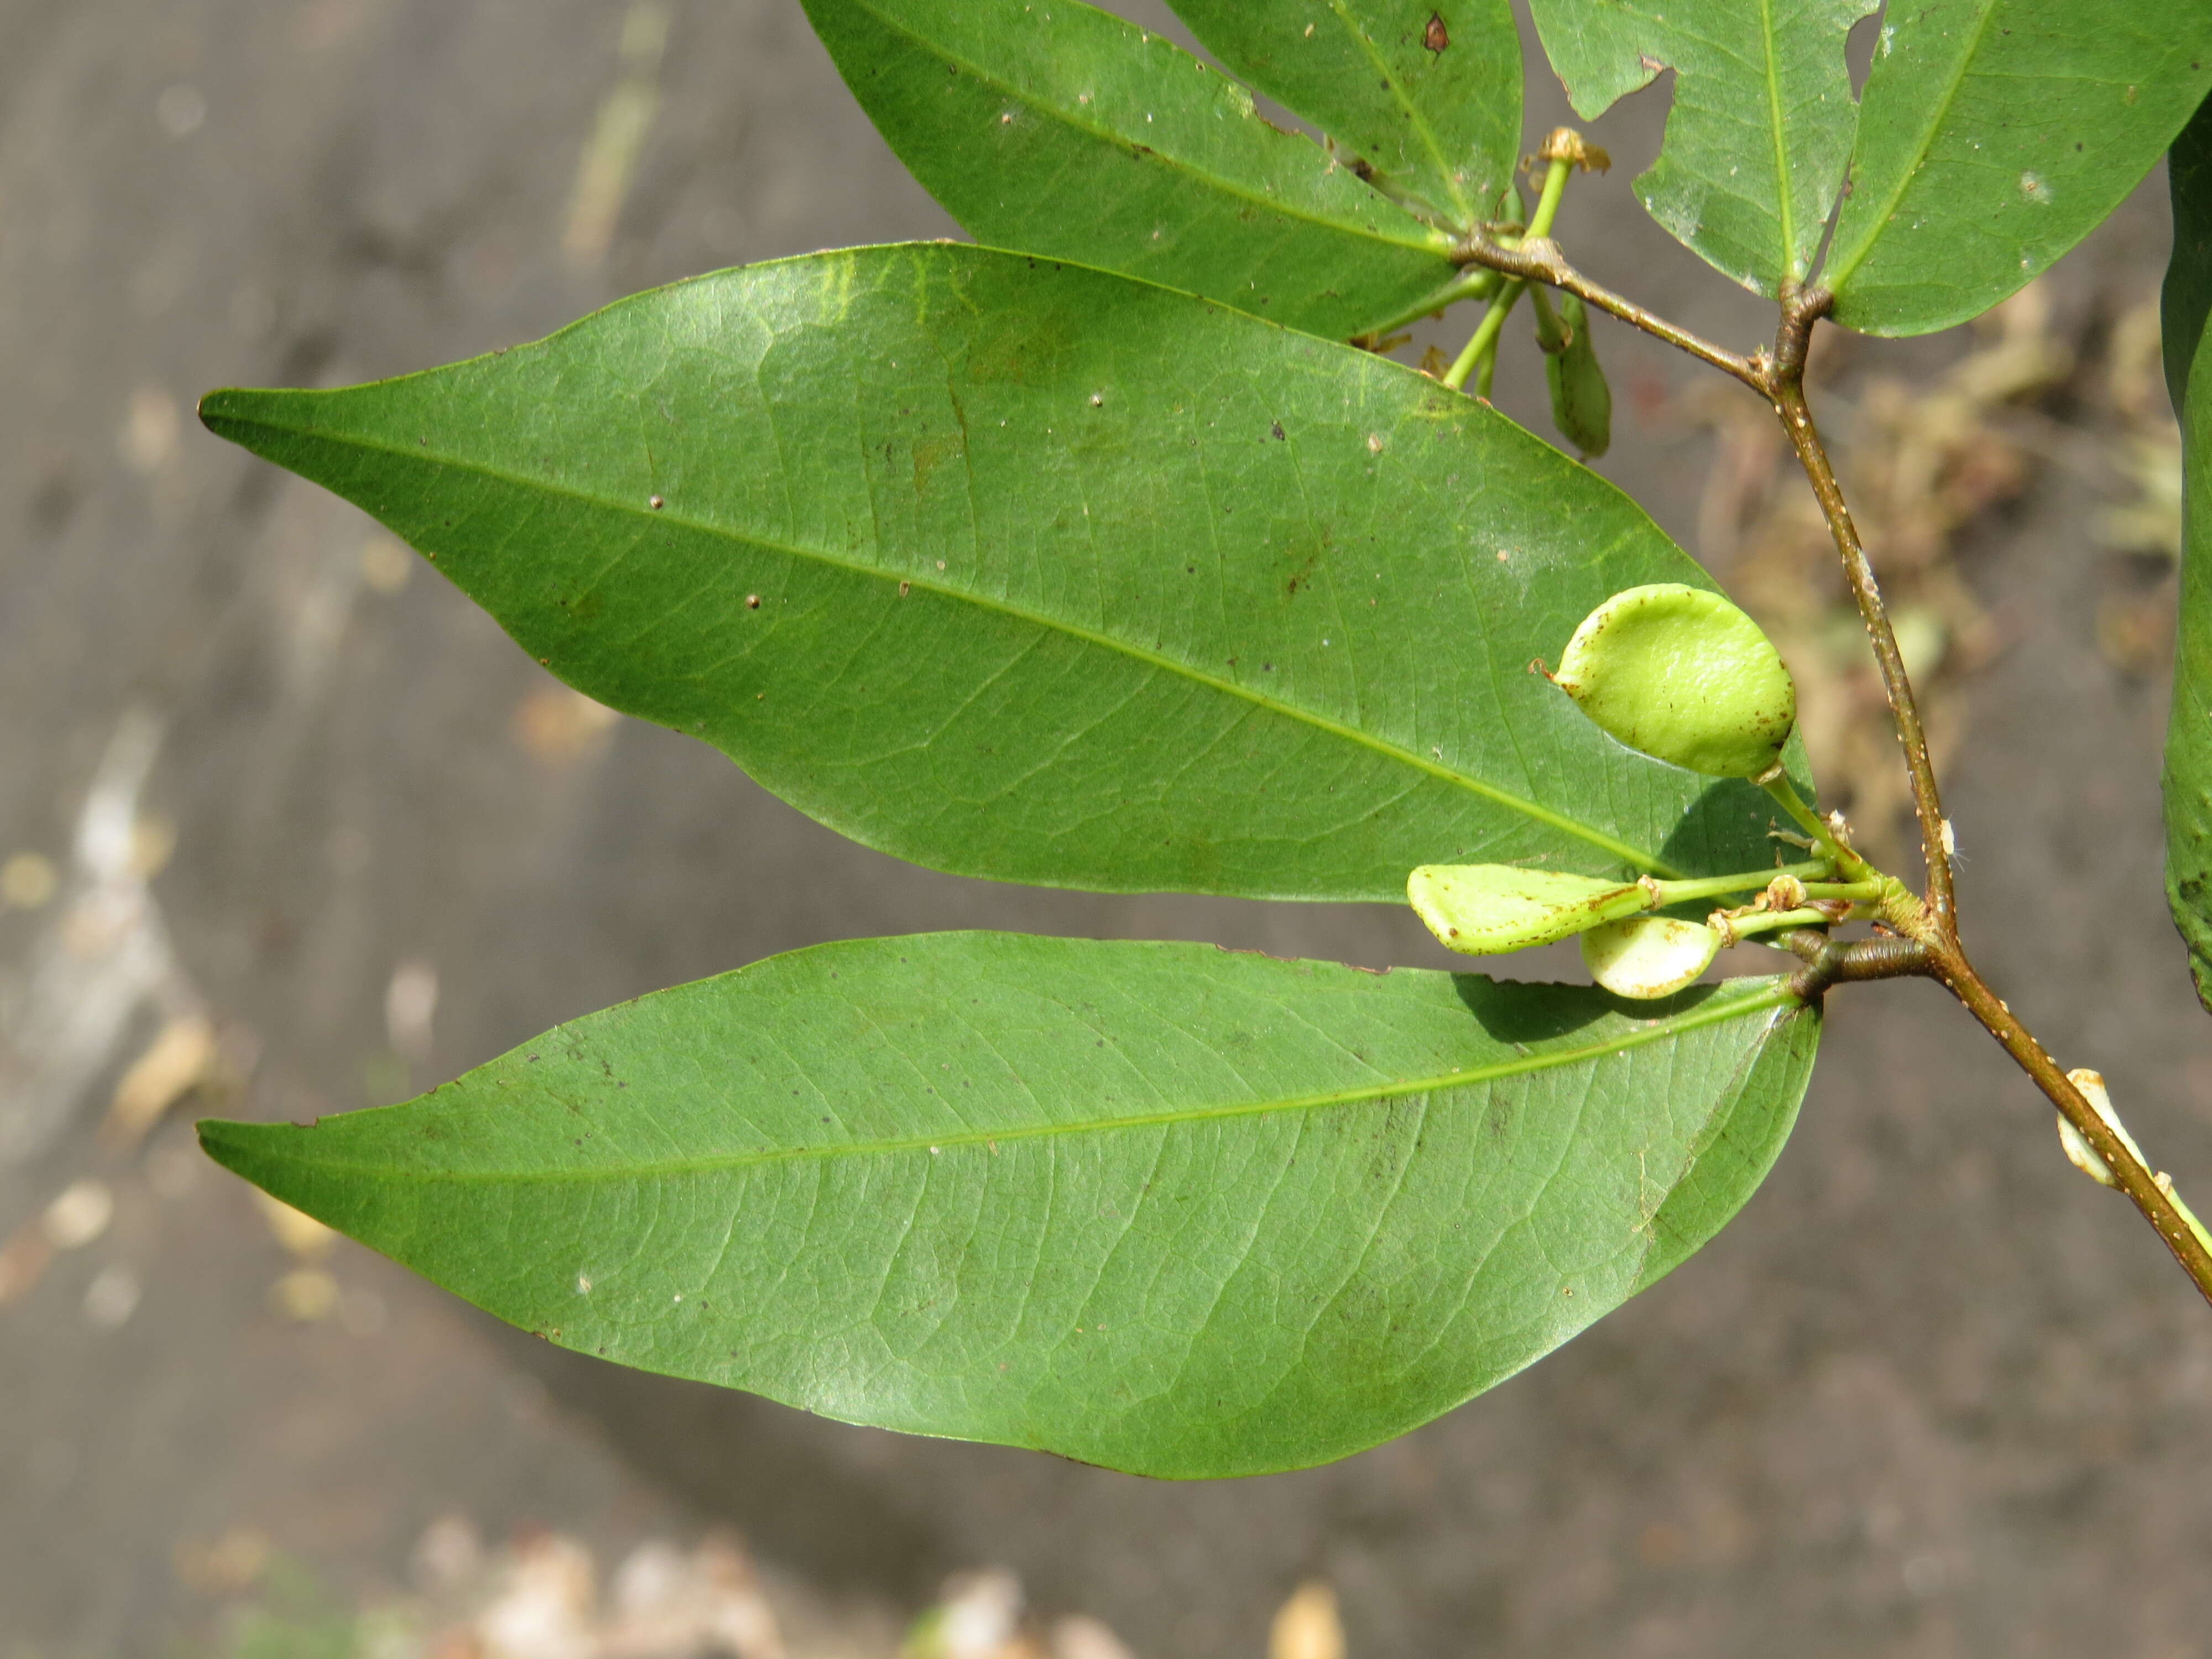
[200, 243, 1803, 905]
[800, 0, 1459, 339]
[2164, 99, 2212, 1013]
[1826, 0, 2212, 337]
[1164, 0, 1523, 230]
[200, 933, 1819, 1478]
[1525, 0, 1876, 295]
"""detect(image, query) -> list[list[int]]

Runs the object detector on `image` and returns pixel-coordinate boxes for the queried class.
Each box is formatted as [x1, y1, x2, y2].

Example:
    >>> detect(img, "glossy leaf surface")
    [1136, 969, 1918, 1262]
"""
[1525, 0, 1875, 293]
[2166, 91, 2212, 410]
[1164, 0, 1521, 228]
[1827, 0, 2212, 336]
[201, 244, 1796, 903]
[800, 0, 1458, 338]
[200, 933, 1820, 1477]
[2164, 127, 2212, 1013]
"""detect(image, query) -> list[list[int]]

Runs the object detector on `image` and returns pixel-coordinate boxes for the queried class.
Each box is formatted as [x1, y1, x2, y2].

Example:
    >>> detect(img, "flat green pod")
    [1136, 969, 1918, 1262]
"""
[1408, 864, 1650, 955]
[1582, 915, 1722, 1000]
[1553, 584, 1796, 778]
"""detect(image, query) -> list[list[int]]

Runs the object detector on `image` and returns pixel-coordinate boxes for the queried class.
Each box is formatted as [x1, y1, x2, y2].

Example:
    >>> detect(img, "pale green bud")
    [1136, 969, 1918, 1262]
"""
[1538, 291, 1611, 458]
[1579, 915, 1720, 999]
[1553, 583, 1796, 778]
[1407, 864, 1650, 955]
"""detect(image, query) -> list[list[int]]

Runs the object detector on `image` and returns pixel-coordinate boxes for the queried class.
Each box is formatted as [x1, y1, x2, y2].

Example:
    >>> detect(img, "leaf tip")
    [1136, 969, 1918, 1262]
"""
[195, 387, 262, 444]
[195, 1115, 294, 1183]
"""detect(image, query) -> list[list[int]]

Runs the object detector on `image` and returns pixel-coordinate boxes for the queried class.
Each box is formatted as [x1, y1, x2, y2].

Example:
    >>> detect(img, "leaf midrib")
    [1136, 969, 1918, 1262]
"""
[226, 983, 1801, 1185]
[854, 0, 1453, 257]
[1823, 0, 2001, 293]
[207, 403, 1681, 875]
[1757, 0, 1799, 278]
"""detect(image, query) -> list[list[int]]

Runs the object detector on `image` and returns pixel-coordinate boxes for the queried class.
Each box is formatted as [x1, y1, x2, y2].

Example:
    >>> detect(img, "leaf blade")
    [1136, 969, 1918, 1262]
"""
[2164, 119, 2212, 1011]
[199, 932, 1819, 1477]
[1526, 0, 1875, 293]
[800, 0, 1459, 337]
[1827, 0, 2212, 336]
[2165, 91, 2212, 410]
[201, 243, 1795, 901]
[1163, 0, 1522, 228]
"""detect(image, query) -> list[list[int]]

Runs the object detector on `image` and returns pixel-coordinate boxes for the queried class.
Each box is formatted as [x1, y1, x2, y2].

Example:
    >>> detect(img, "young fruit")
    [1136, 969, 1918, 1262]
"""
[1407, 864, 1650, 954]
[1579, 915, 1720, 999]
[1535, 289, 1611, 458]
[1552, 583, 1796, 777]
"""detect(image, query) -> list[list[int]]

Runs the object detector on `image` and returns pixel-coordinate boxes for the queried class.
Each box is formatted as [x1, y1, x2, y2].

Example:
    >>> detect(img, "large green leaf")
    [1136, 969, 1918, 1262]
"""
[201, 244, 1797, 903]
[1525, 0, 1876, 294]
[2164, 124, 2212, 1013]
[1826, 1, 2212, 337]
[2164, 91, 2212, 411]
[199, 933, 1819, 1477]
[1164, 0, 1521, 228]
[799, 0, 1459, 338]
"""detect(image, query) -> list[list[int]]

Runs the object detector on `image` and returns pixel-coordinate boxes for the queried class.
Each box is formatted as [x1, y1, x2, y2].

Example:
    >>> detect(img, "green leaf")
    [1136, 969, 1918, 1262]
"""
[2164, 90, 2212, 411]
[1162, 0, 1522, 228]
[1525, 0, 1876, 293]
[799, 0, 1459, 338]
[200, 243, 1798, 903]
[198, 932, 1820, 1477]
[1826, 1, 2212, 337]
[2164, 143, 2212, 1013]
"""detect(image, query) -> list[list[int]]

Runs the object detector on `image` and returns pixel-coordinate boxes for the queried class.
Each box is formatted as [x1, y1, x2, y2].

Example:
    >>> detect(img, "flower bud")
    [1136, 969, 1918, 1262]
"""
[1579, 915, 1720, 999]
[1552, 583, 1796, 778]
[1407, 864, 1649, 955]
[1540, 291, 1611, 458]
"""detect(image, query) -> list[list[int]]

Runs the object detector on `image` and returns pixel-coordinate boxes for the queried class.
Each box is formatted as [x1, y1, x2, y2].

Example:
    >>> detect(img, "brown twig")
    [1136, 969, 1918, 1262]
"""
[1777, 929, 1931, 999]
[1453, 232, 1766, 391]
[1923, 943, 2212, 1308]
[1455, 226, 2212, 1307]
[1767, 288, 1956, 937]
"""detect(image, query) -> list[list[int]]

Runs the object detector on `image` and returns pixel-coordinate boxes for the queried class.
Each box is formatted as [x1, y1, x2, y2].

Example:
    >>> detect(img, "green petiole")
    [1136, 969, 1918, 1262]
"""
[1352, 269, 1504, 346]
[1443, 154, 1573, 393]
[1719, 906, 1840, 943]
[1646, 860, 1830, 906]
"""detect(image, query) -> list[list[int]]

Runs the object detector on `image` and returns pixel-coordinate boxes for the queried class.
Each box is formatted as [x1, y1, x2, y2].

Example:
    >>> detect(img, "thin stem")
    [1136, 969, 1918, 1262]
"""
[1453, 229, 1764, 391]
[1760, 773, 1872, 883]
[1442, 295, 1514, 393]
[1443, 157, 1572, 394]
[1722, 905, 1838, 941]
[1451, 173, 2208, 1306]
[1350, 268, 1503, 348]
[1526, 154, 1573, 242]
[1926, 945, 2212, 1309]
[1798, 880, 1884, 901]
[1649, 859, 1830, 906]
[1769, 290, 1956, 937]
[1757, 301, 2206, 1305]
[1779, 931, 1931, 997]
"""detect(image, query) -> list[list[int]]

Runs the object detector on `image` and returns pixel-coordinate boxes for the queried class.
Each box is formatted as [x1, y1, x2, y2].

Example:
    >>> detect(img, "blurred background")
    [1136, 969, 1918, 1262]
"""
[4, 2, 2212, 1655]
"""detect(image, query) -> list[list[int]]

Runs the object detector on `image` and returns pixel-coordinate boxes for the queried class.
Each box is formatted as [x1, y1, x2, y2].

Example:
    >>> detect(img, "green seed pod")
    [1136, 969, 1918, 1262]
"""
[1407, 863, 1650, 955]
[1579, 915, 1720, 1000]
[1552, 583, 1797, 778]
[1536, 290, 1611, 458]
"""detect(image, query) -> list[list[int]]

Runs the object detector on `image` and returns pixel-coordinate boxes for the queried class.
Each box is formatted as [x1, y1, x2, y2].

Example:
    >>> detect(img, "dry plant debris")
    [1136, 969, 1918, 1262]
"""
[190, 1516, 1356, 1659]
